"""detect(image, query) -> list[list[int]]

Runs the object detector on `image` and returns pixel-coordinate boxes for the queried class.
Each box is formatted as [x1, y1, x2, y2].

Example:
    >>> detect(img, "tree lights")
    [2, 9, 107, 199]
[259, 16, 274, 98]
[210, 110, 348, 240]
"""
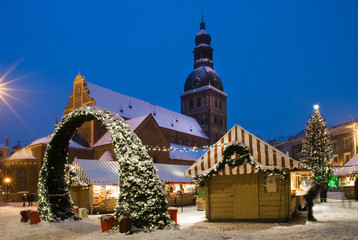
[299, 105, 333, 181]
[38, 106, 171, 230]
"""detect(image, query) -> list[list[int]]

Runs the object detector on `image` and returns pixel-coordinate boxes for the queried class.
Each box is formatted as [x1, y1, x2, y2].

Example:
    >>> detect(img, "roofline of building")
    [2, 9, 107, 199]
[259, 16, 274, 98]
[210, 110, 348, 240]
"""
[180, 85, 227, 97]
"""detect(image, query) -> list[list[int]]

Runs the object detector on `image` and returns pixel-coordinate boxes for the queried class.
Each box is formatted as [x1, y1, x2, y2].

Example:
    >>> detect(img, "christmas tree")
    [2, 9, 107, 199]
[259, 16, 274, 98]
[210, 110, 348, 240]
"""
[299, 105, 333, 181]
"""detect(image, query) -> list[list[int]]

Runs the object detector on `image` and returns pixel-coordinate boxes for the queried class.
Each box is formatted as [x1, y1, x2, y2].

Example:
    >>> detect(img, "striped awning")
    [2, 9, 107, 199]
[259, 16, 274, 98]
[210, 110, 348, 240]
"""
[184, 125, 301, 178]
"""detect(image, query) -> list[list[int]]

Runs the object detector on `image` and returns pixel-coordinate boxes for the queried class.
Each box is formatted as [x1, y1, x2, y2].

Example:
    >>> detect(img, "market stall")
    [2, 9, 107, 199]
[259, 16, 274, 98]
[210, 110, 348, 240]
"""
[155, 163, 197, 206]
[290, 170, 313, 211]
[184, 125, 302, 221]
[334, 154, 358, 199]
[70, 158, 119, 213]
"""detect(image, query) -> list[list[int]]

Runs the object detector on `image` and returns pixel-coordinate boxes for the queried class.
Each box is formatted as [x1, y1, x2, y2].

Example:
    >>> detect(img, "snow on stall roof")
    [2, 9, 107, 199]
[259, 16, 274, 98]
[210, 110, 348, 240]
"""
[8, 148, 36, 160]
[28, 135, 90, 149]
[75, 159, 192, 185]
[334, 154, 358, 177]
[99, 150, 114, 161]
[170, 144, 208, 161]
[0, 144, 8, 148]
[154, 163, 193, 183]
[75, 159, 119, 185]
[86, 82, 208, 139]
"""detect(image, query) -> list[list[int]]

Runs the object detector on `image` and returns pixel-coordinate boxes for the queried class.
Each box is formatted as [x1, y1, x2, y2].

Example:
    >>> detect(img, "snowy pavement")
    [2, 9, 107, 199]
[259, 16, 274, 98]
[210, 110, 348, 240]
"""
[1, 192, 358, 240]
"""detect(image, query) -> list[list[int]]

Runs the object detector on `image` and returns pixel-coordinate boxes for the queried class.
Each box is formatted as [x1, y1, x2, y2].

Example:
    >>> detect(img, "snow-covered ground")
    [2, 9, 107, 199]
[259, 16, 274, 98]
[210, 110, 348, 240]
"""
[1, 192, 358, 240]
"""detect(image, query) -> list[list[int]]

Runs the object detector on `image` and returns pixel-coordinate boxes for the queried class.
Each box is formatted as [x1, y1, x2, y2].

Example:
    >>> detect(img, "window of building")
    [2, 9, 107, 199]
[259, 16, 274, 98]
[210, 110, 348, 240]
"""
[189, 99, 194, 109]
[197, 97, 201, 107]
[333, 154, 338, 163]
[219, 101, 222, 109]
[220, 118, 223, 127]
[344, 137, 350, 149]
[183, 138, 187, 145]
[0, 151, 3, 158]
[165, 135, 170, 142]
[332, 140, 337, 152]
[344, 152, 351, 163]
[17, 168, 28, 191]
[214, 99, 218, 108]
[214, 116, 217, 124]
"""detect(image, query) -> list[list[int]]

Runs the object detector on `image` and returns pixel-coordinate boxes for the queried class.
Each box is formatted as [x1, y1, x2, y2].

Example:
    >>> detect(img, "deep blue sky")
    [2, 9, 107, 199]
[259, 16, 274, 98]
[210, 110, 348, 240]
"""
[1, 1, 358, 149]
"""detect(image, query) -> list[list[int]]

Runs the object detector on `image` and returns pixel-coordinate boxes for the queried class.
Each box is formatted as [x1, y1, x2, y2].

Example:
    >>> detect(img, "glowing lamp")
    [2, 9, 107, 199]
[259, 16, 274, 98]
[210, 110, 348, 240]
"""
[4, 177, 11, 183]
[314, 104, 319, 110]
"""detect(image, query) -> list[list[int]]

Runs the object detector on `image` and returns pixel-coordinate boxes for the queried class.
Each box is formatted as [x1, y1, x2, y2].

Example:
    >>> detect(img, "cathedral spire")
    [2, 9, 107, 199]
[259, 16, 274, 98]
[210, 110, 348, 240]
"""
[200, 13, 205, 30]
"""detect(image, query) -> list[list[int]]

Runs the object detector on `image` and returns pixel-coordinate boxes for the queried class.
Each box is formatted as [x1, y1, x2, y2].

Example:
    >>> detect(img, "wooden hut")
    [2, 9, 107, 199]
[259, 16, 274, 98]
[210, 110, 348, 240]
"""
[184, 125, 301, 221]
[333, 154, 358, 199]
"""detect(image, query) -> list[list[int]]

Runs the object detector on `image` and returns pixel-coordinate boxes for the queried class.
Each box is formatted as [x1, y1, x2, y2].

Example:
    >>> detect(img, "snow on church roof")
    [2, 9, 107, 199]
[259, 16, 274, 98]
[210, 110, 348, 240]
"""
[185, 124, 301, 178]
[28, 135, 90, 149]
[8, 148, 37, 160]
[99, 150, 114, 161]
[86, 82, 208, 139]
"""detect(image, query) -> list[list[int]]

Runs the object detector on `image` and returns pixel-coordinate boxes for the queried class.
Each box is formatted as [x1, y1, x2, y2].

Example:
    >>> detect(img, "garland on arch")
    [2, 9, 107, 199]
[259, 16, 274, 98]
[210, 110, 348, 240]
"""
[194, 141, 290, 186]
[37, 106, 172, 230]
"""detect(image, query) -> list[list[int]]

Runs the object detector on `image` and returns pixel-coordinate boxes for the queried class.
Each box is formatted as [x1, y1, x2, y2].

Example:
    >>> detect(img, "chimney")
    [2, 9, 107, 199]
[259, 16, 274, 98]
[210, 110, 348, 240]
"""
[6, 138, 9, 147]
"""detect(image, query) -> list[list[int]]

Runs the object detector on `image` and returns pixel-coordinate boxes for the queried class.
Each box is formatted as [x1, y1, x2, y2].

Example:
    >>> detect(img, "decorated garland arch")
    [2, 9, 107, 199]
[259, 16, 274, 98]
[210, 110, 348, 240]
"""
[194, 141, 290, 186]
[38, 106, 171, 230]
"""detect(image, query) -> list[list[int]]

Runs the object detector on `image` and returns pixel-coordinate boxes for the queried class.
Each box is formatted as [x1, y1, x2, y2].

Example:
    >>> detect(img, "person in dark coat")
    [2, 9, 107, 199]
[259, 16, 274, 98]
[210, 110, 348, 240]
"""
[22, 194, 27, 207]
[320, 179, 328, 202]
[27, 193, 33, 206]
[303, 183, 321, 221]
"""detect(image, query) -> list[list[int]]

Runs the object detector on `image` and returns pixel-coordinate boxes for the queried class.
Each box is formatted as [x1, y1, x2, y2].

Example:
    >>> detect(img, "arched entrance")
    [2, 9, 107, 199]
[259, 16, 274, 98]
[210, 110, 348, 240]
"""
[38, 106, 171, 229]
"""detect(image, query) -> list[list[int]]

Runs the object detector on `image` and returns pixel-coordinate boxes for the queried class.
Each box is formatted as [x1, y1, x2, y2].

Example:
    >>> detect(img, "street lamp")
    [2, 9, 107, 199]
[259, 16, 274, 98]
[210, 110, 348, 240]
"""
[3, 177, 11, 203]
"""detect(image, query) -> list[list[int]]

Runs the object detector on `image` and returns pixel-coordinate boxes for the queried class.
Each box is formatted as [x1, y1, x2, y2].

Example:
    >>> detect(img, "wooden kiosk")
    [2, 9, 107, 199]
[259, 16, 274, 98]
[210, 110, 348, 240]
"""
[184, 125, 302, 221]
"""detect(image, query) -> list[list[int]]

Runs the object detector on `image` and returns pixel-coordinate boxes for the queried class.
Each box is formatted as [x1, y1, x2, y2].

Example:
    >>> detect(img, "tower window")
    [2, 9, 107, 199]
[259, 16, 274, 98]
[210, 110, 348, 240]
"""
[189, 99, 194, 109]
[197, 97, 201, 107]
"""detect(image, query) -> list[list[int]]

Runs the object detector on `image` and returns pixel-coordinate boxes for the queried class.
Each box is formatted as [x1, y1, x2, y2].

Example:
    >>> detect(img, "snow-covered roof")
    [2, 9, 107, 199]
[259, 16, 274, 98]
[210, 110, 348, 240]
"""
[0, 144, 8, 148]
[73, 159, 192, 185]
[126, 115, 148, 131]
[99, 150, 114, 161]
[86, 82, 208, 139]
[74, 159, 119, 185]
[155, 163, 193, 184]
[170, 144, 208, 161]
[8, 148, 37, 160]
[28, 135, 90, 149]
[92, 132, 111, 147]
[185, 125, 301, 178]
[334, 154, 358, 177]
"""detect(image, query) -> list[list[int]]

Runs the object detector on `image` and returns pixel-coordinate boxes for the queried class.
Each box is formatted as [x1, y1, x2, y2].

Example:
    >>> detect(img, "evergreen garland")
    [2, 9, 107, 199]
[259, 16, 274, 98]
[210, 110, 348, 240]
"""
[38, 106, 171, 230]
[194, 141, 289, 186]
[299, 106, 333, 181]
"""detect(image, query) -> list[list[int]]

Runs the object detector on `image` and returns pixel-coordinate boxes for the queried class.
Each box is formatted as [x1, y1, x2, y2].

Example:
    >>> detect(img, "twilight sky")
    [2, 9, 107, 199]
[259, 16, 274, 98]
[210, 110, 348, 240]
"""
[1, 1, 358, 149]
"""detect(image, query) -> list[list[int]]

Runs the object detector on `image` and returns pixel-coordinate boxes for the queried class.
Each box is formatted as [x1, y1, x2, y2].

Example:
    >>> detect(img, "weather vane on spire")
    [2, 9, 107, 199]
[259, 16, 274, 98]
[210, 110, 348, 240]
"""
[200, 6, 206, 30]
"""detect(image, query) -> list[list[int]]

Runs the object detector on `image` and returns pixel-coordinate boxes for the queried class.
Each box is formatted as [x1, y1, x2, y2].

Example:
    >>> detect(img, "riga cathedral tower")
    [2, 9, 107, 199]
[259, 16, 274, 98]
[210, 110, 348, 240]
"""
[181, 16, 227, 144]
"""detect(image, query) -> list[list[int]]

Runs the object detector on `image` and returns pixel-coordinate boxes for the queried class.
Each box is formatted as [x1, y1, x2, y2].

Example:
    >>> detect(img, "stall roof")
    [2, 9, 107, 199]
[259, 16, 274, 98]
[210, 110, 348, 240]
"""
[333, 154, 358, 177]
[73, 159, 193, 185]
[73, 159, 119, 185]
[155, 163, 193, 184]
[184, 124, 301, 178]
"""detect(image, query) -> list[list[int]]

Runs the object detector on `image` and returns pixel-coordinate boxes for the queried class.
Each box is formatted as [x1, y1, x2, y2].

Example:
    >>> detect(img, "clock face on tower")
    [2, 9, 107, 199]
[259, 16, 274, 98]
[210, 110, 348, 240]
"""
[192, 78, 200, 88]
